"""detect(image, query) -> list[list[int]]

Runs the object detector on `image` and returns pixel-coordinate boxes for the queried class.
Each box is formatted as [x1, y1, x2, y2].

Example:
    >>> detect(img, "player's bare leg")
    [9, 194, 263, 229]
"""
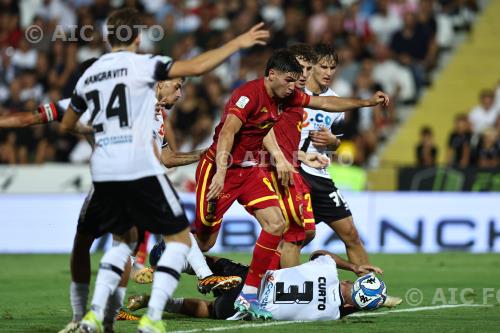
[279, 241, 302, 268]
[234, 206, 284, 320]
[327, 216, 370, 268]
[194, 229, 220, 252]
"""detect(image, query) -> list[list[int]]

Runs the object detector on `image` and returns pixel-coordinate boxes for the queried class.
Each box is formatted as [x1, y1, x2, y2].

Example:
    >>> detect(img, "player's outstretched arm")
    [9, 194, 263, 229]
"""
[0, 112, 41, 128]
[206, 114, 243, 200]
[263, 128, 297, 186]
[168, 23, 270, 78]
[161, 146, 206, 168]
[307, 91, 390, 113]
[60, 106, 83, 134]
[310, 250, 383, 275]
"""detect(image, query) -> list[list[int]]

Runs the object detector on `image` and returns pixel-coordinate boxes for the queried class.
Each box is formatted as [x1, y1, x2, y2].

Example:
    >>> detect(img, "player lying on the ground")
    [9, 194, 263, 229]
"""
[127, 246, 386, 321]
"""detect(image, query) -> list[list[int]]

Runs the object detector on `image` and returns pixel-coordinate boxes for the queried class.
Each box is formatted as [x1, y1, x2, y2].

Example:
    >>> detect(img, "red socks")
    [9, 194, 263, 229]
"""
[135, 231, 150, 266]
[244, 230, 281, 288]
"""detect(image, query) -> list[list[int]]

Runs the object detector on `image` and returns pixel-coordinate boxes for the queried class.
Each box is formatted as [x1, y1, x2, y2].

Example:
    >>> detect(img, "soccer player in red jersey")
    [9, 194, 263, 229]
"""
[260, 44, 322, 269]
[194, 49, 390, 319]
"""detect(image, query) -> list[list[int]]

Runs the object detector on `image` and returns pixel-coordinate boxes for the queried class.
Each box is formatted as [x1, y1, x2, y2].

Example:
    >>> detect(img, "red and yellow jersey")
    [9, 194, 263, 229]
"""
[208, 78, 310, 165]
[264, 106, 304, 167]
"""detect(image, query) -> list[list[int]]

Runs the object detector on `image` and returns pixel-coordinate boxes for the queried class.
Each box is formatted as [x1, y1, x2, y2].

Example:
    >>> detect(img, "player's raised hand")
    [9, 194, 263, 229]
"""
[302, 152, 330, 169]
[234, 22, 270, 48]
[354, 264, 384, 276]
[207, 170, 225, 201]
[370, 91, 390, 107]
[275, 158, 297, 186]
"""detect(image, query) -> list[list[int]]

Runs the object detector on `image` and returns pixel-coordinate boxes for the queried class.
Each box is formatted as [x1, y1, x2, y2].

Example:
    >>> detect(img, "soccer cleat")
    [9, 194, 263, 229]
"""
[134, 267, 154, 284]
[233, 293, 272, 320]
[197, 275, 242, 294]
[383, 295, 403, 308]
[58, 321, 80, 333]
[115, 309, 140, 321]
[79, 311, 103, 333]
[137, 315, 166, 333]
[127, 294, 150, 311]
[226, 311, 252, 321]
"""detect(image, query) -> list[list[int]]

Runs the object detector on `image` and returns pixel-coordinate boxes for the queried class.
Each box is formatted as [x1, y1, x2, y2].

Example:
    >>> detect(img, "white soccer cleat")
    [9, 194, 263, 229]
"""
[58, 321, 80, 333]
[383, 295, 403, 308]
[226, 311, 252, 321]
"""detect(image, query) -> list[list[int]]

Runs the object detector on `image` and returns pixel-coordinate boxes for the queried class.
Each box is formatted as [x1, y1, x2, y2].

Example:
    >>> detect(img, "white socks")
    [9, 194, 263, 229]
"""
[242, 285, 258, 294]
[147, 241, 190, 321]
[103, 286, 126, 327]
[90, 242, 132, 320]
[70, 282, 89, 322]
[184, 233, 213, 279]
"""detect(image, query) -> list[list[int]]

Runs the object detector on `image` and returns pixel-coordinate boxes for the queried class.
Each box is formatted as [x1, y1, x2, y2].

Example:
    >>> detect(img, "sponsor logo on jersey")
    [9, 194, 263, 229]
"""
[236, 96, 250, 109]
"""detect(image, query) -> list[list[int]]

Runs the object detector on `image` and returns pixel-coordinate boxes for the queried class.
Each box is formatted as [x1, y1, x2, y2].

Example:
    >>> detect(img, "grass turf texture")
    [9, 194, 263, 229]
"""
[0, 253, 498, 332]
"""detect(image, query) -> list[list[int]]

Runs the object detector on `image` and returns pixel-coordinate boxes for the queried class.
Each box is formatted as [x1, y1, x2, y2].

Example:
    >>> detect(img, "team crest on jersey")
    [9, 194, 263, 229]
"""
[236, 96, 250, 109]
[260, 107, 268, 113]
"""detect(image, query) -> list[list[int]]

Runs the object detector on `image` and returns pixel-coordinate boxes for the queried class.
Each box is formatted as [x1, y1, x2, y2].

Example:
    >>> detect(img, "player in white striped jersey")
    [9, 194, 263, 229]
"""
[60, 8, 269, 333]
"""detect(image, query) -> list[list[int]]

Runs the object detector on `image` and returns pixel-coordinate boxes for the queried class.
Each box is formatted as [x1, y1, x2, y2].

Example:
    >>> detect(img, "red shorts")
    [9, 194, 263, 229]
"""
[194, 151, 280, 235]
[261, 168, 315, 243]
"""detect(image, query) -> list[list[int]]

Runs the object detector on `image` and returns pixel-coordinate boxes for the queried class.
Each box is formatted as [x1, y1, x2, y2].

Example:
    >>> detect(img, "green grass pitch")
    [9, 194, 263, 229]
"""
[0, 252, 499, 332]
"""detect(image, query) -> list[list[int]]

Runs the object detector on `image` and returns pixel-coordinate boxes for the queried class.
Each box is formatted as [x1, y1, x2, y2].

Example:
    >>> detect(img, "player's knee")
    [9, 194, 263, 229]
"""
[262, 216, 285, 235]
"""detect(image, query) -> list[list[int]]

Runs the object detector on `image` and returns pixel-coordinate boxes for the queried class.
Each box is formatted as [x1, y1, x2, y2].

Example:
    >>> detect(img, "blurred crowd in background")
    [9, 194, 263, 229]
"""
[416, 83, 500, 168]
[0, 0, 481, 167]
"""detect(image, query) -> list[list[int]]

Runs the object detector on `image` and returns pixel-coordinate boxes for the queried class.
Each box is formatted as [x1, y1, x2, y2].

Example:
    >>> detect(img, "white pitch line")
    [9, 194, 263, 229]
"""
[170, 321, 303, 333]
[349, 303, 492, 317]
[170, 304, 492, 333]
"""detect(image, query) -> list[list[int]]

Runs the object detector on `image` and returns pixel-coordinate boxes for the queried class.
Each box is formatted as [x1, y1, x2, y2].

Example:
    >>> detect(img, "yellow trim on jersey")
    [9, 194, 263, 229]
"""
[270, 173, 290, 229]
[245, 195, 279, 207]
[199, 159, 222, 227]
[303, 218, 315, 224]
[286, 187, 302, 227]
[256, 242, 278, 252]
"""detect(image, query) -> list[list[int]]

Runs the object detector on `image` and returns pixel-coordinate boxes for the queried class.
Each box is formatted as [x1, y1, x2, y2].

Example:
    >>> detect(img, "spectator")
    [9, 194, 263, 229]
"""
[468, 89, 499, 135]
[369, 0, 403, 46]
[447, 113, 471, 168]
[416, 126, 438, 167]
[372, 42, 416, 104]
[390, 11, 437, 92]
[476, 129, 499, 169]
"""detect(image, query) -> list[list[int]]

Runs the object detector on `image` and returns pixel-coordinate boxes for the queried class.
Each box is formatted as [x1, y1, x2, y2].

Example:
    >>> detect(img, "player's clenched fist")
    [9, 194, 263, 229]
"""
[369, 91, 390, 107]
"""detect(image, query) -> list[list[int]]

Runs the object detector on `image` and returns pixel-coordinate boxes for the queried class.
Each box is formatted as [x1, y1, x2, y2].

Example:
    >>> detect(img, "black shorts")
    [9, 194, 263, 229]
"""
[206, 257, 248, 319]
[77, 175, 189, 237]
[299, 169, 352, 224]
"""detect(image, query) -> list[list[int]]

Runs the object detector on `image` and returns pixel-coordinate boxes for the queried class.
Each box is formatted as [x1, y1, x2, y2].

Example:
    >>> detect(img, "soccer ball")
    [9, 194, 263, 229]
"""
[352, 273, 387, 310]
